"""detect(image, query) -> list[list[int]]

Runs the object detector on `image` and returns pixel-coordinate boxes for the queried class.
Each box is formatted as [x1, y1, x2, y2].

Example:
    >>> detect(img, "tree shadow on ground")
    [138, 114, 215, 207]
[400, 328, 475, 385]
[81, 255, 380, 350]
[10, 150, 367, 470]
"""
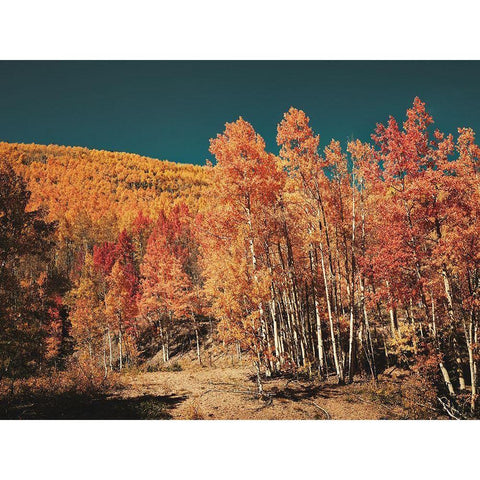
[260, 376, 347, 403]
[0, 392, 187, 420]
[269, 383, 327, 402]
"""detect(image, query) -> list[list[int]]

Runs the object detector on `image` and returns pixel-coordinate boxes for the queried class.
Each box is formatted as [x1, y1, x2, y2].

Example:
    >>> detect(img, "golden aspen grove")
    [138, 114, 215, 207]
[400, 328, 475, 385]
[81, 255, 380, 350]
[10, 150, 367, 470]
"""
[1, 98, 479, 419]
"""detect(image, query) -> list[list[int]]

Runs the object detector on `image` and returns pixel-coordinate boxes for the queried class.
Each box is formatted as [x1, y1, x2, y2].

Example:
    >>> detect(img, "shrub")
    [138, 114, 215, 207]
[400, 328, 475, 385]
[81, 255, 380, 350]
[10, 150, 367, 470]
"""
[166, 362, 183, 372]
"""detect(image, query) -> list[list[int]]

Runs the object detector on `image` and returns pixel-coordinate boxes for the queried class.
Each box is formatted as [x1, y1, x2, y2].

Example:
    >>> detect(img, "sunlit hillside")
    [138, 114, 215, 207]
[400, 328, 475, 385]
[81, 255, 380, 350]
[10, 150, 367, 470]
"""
[0, 141, 209, 247]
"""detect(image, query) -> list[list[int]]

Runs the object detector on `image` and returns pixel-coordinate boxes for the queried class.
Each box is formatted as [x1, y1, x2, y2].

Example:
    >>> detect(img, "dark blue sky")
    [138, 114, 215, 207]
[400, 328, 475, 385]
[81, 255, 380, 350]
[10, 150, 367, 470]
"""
[0, 61, 479, 165]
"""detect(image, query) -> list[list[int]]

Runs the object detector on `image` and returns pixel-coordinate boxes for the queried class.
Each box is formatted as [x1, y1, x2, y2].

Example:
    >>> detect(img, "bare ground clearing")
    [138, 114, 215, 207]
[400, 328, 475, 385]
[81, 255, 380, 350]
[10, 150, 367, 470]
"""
[112, 364, 407, 420]
[1, 347, 431, 419]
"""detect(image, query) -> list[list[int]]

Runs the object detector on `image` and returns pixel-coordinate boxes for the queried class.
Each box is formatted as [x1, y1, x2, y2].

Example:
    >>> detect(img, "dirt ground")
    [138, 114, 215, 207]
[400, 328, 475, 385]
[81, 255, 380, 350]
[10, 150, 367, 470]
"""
[113, 362, 406, 420]
[0, 347, 423, 420]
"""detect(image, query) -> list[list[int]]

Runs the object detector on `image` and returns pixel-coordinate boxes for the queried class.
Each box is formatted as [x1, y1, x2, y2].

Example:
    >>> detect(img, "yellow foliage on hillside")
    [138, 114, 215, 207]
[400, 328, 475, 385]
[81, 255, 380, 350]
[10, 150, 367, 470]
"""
[0, 141, 209, 247]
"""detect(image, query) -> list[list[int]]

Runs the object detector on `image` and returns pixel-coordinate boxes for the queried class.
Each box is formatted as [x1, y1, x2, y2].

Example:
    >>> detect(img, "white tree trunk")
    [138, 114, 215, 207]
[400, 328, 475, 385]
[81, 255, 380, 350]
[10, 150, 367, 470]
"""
[108, 327, 113, 371]
[320, 243, 343, 382]
[118, 328, 123, 371]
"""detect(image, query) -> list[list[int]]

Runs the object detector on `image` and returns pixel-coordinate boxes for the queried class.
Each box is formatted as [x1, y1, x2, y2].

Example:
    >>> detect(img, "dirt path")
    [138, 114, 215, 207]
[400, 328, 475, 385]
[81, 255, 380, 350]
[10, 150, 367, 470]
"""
[114, 365, 400, 419]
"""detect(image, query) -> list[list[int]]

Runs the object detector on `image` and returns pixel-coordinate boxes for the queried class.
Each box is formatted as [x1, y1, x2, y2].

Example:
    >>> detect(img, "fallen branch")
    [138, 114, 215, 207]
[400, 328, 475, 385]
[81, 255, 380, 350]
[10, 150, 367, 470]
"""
[383, 366, 398, 377]
[208, 381, 237, 387]
[309, 401, 331, 419]
[284, 377, 317, 389]
[411, 400, 439, 414]
[437, 396, 465, 420]
[200, 388, 254, 397]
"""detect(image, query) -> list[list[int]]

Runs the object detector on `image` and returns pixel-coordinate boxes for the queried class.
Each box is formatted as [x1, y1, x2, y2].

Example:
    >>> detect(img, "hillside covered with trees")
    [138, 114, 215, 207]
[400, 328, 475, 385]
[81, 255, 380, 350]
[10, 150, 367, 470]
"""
[1, 98, 479, 419]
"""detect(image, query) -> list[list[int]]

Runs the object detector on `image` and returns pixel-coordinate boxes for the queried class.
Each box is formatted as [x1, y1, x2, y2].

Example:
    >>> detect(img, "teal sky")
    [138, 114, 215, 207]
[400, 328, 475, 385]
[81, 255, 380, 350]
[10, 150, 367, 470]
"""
[0, 61, 479, 165]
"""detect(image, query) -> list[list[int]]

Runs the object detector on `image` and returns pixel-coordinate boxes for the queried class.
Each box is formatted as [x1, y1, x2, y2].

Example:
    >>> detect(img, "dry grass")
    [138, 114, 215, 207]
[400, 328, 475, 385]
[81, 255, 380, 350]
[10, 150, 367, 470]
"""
[0, 360, 121, 400]
[185, 400, 205, 420]
[0, 359, 125, 419]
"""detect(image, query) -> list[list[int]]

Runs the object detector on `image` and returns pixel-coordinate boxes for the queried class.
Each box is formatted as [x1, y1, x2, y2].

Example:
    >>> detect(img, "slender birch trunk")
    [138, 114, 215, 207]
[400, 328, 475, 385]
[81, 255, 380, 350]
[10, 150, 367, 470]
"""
[118, 326, 123, 371]
[195, 323, 201, 365]
[107, 327, 113, 371]
[319, 243, 343, 382]
[103, 334, 108, 377]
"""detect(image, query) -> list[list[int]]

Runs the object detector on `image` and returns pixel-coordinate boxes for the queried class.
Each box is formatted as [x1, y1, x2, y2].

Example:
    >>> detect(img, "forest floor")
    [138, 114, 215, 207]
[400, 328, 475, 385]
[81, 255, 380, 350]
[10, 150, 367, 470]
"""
[114, 364, 403, 420]
[96, 343, 427, 419]
[1, 347, 442, 420]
